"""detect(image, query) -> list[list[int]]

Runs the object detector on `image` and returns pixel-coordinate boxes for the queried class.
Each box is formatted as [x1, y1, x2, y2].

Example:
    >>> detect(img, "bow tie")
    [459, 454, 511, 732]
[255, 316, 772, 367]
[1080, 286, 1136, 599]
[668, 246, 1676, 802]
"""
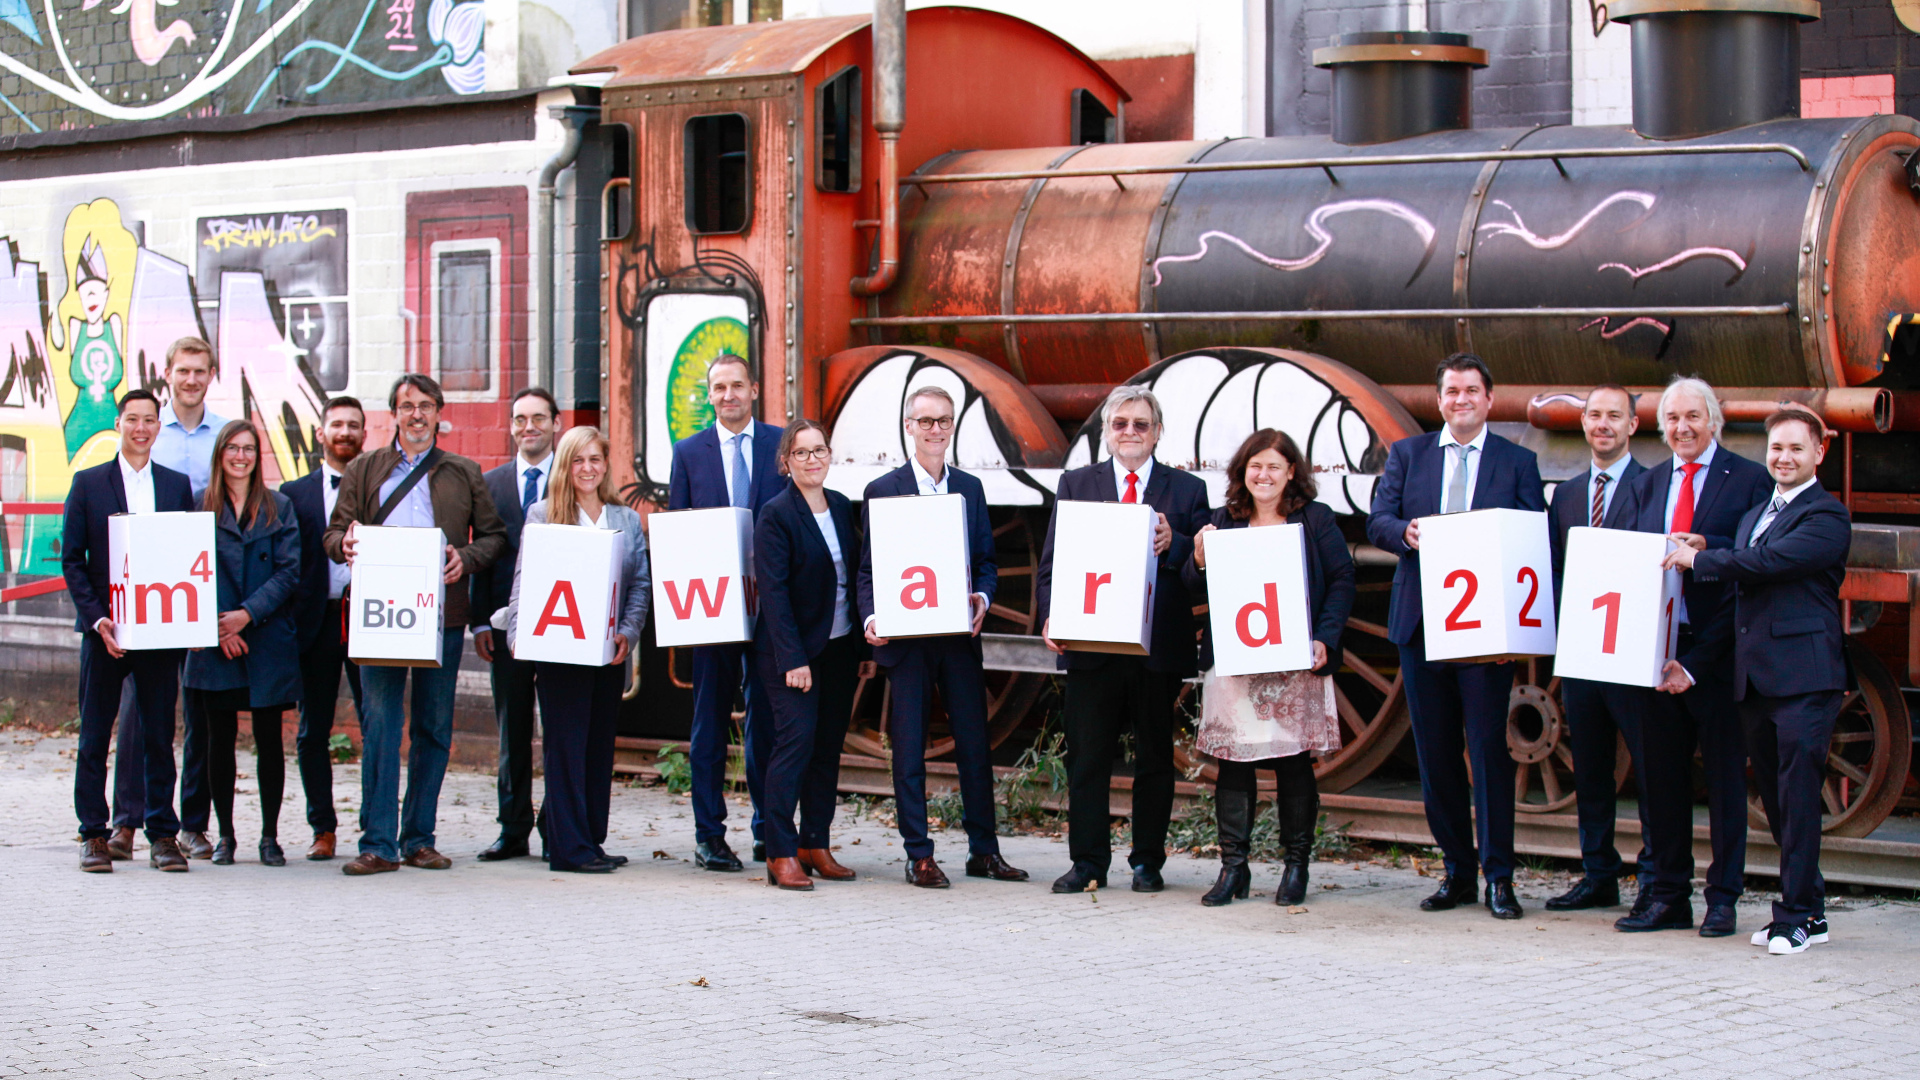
[329, 474, 340, 489]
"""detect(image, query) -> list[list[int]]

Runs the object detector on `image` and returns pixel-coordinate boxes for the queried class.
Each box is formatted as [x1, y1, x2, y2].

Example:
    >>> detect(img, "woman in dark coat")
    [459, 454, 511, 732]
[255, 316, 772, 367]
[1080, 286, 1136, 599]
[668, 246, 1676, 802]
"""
[184, 420, 302, 866]
[1184, 428, 1356, 907]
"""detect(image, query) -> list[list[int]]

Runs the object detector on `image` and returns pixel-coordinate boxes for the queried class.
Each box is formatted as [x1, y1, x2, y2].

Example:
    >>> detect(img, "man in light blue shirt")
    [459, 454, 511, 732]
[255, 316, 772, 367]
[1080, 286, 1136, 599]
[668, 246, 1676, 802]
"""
[148, 337, 227, 501]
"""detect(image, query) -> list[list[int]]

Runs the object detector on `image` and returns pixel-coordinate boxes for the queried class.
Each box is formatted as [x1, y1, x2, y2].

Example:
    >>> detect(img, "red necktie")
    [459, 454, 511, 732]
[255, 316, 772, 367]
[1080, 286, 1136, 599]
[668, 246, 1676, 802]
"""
[1671, 462, 1701, 533]
[1590, 473, 1609, 528]
[1122, 472, 1139, 503]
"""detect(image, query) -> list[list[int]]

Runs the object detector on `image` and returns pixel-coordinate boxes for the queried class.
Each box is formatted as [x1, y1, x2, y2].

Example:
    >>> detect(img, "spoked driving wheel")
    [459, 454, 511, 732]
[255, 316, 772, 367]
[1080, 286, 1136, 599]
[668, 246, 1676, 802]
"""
[1509, 659, 1632, 814]
[1746, 638, 1911, 838]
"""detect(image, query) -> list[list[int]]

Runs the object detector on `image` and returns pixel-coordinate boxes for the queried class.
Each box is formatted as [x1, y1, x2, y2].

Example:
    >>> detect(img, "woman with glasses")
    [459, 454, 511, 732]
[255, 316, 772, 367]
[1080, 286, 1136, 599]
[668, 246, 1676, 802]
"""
[753, 420, 865, 890]
[1184, 429, 1355, 907]
[504, 427, 650, 873]
[183, 421, 303, 865]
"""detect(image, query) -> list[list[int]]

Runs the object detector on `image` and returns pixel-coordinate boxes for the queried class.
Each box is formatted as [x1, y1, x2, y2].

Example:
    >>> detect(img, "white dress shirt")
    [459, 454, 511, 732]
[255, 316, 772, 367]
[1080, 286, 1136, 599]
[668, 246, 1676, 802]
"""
[119, 454, 156, 516]
[1748, 476, 1818, 544]
[1113, 456, 1153, 502]
[578, 505, 610, 529]
[719, 423, 753, 497]
[814, 509, 854, 639]
[517, 452, 553, 509]
[1437, 425, 1488, 511]
[1587, 454, 1634, 525]
[909, 453, 948, 495]
[323, 463, 351, 599]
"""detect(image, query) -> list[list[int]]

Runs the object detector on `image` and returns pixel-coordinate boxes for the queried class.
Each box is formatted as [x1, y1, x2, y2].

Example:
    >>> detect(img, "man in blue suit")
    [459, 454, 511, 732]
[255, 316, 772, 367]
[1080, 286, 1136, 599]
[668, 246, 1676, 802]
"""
[1664, 409, 1849, 954]
[1609, 376, 1771, 937]
[1543, 385, 1647, 912]
[666, 355, 783, 871]
[281, 395, 366, 861]
[62, 389, 197, 873]
[1367, 354, 1545, 920]
[858, 384, 1027, 888]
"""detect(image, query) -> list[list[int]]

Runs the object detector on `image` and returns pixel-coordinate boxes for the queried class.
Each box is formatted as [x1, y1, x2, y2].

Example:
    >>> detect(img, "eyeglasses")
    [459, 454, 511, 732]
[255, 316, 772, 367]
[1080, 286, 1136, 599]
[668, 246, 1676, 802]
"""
[510, 414, 553, 429]
[907, 416, 954, 431]
[223, 444, 259, 458]
[787, 446, 832, 462]
[1109, 418, 1156, 434]
[394, 403, 438, 416]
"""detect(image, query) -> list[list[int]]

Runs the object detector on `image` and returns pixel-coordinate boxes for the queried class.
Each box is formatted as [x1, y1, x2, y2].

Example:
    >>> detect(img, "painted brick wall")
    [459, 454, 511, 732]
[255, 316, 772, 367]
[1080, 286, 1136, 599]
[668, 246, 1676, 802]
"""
[1803, 0, 1920, 117]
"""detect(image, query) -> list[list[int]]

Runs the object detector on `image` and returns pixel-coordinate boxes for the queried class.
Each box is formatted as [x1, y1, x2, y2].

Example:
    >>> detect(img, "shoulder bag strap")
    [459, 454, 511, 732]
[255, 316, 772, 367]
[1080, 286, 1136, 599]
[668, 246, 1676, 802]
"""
[368, 446, 444, 526]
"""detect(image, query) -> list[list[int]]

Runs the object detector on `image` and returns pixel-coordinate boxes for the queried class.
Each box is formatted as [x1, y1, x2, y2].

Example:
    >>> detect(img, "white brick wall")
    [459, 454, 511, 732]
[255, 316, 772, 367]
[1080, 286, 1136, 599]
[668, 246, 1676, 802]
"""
[1570, 0, 1632, 125]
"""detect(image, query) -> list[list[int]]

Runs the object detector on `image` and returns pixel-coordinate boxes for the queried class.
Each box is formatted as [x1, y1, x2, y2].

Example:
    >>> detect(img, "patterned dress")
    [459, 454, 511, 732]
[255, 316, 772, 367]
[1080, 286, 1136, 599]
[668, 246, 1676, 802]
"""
[1197, 668, 1340, 762]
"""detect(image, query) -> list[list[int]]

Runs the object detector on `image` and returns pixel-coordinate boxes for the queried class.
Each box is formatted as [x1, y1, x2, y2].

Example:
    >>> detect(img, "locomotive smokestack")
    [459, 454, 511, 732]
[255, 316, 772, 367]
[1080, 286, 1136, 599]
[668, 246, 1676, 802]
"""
[1312, 32, 1488, 146]
[1609, 0, 1821, 139]
[853, 0, 905, 296]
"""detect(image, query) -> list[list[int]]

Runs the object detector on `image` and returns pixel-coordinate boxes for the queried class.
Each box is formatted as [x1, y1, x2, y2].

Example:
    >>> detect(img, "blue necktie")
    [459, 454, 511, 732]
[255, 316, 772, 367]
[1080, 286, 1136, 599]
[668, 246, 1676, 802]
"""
[730, 434, 751, 509]
[523, 467, 541, 511]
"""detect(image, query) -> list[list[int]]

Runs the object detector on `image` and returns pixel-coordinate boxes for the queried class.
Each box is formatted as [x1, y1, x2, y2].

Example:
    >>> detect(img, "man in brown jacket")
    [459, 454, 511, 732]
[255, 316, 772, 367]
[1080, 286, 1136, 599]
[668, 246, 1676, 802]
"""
[323, 373, 508, 875]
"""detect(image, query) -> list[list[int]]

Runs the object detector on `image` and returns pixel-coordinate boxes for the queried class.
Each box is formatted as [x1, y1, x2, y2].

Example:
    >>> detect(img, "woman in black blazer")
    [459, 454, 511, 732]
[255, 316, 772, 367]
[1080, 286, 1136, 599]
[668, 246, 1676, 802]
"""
[753, 419, 866, 890]
[1183, 428, 1356, 908]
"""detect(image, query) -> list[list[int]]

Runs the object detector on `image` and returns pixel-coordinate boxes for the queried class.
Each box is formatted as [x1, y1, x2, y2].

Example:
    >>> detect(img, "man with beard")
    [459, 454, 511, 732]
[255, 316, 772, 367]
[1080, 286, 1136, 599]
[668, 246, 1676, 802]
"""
[282, 397, 367, 860]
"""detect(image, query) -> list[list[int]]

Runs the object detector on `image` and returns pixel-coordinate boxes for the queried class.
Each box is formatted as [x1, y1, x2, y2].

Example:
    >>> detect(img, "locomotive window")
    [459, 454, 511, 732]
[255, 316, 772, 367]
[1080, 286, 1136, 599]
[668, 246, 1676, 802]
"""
[815, 66, 862, 193]
[1071, 89, 1117, 145]
[686, 113, 752, 235]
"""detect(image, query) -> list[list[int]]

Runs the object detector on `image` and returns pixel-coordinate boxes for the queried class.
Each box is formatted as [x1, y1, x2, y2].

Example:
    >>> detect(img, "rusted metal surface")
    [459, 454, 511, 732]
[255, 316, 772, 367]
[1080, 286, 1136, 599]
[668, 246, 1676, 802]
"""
[855, 304, 1793, 326]
[1027, 382, 1113, 422]
[1819, 124, 1920, 388]
[817, 346, 1069, 468]
[1515, 385, 1893, 433]
[574, 16, 870, 87]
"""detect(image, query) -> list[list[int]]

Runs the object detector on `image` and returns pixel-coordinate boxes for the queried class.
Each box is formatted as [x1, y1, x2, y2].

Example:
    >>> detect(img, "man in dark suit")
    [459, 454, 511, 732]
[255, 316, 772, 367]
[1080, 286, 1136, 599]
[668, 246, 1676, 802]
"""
[62, 389, 198, 873]
[1366, 353, 1545, 920]
[858, 384, 1027, 888]
[666, 355, 784, 871]
[281, 396, 366, 861]
[1036, 385, 1209, 894]
[1664, 409, 1850, 954]
[1609, 376, 1772, 936]
[470, 387, 559, 861]
[1543, 385, 1647, 912]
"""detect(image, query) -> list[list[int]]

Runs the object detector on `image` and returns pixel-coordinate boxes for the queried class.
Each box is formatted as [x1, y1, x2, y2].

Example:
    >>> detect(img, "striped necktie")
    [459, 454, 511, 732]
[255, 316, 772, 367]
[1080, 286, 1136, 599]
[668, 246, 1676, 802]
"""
[1590, 472, 1609, 528]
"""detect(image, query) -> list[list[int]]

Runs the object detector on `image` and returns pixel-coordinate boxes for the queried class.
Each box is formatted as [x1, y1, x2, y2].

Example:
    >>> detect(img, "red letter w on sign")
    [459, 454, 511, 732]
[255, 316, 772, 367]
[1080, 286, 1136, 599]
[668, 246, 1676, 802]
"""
[534, 581, 586, 639]
[664, 577, 729, 621]
[1235, 584, 1283, 648]
[1082, 572, 1111, 615]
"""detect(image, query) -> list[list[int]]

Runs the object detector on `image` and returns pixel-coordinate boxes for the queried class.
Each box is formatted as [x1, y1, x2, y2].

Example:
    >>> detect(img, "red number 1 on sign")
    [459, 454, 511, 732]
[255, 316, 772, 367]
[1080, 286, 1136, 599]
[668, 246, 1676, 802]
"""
[1593, 591, 1621, 654]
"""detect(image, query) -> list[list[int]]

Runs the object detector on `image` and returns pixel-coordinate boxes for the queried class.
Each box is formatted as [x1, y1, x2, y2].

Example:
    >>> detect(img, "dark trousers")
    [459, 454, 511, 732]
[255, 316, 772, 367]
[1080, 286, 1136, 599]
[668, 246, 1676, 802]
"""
[885, 635, 1000, 861]
[488, 648, 539, 841]
[1560, 677, 1649, 882]
[294, 601, 363, 836]
[1742, 689, 1843, 924]
[199, 692, 287, 840]
[757, 633, 859, 859]
[533, 660, 623, 870]
[1062, 660, 1181, 873]
[688, 642, 768, 844]
[1400, 641, 1517, 882]
[1631, 635, 1749, 906]
[110, 664, 204, 831]
[76, 636, 182, 840]
[1215, 751, 1315, 798]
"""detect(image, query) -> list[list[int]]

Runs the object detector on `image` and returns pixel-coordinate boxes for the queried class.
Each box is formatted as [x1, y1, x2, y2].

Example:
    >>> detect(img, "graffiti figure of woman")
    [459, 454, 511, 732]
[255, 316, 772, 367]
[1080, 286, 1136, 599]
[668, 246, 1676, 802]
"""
[64, 237, 125, 457]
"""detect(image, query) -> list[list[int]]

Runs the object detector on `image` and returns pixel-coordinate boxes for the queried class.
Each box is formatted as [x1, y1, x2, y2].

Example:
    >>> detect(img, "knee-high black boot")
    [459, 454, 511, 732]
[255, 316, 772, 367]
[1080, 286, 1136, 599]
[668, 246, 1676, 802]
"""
[1276, 793, 1318, 905]
[1201, 787, 1253, 907]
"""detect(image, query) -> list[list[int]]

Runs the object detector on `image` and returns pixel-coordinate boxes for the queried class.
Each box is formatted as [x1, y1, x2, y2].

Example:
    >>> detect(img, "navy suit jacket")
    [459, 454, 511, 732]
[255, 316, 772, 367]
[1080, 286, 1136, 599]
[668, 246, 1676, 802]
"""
[1365, 430, 1546, 645]
[754, 483, 868, 673]
[1689, 481, 1851, 700]
[61, 457, 196, 633]
[469, 461, 532, 633]
[281, 469, 336, 649]
[1182, 501, 1356, 675]
[856, 462, 997, 668]
[667, 420, 787, 514]
[1547, 457, 1647, 610]
[1035, 458, 1210, 675]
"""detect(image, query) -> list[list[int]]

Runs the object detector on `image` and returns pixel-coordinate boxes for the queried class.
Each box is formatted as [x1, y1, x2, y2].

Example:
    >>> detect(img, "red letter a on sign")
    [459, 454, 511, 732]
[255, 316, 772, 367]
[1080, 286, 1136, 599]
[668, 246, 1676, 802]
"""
[900, 566, 938, 610]
[1235, 583, 1283, 648]
[534, 581, 586, 639]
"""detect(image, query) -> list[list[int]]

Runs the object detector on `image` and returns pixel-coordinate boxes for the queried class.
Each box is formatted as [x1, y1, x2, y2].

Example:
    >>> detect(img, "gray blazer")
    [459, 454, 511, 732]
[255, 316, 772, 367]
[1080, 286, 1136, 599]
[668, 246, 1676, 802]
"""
[505, 501, 651, 659]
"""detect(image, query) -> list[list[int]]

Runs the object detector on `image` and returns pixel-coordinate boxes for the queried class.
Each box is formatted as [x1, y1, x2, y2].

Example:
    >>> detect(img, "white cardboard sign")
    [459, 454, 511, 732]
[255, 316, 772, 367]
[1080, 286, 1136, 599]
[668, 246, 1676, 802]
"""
[1418, 508, 1557, 661]
[348, 525, 447, 667]
[649, 507, 755, 647]
[867, 493, 972, 639]
[1553, 527, 1684, 688]
[1204, 524, 1315, 677]
[513, 524, 624, 666]
[108, 511, 218, 650]
[1047, 501, 1157, 655]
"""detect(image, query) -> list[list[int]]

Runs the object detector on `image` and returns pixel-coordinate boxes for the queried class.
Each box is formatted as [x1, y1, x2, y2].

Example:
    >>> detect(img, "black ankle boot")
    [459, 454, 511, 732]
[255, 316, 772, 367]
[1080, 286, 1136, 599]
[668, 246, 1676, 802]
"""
[1275, 794, 1317, 906]
[1201, 788, 1253, 907]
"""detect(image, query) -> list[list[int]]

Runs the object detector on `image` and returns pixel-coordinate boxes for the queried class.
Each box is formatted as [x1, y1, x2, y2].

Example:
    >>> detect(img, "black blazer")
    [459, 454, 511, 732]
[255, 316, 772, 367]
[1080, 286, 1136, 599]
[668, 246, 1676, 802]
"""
[281, 468, 336, 648]
[1183, 502, 1356, 675]
[1035, 458, 1210, 675]
[1690, 481, 1852, 700]
[1547, 457, 1647, 609]
[1363, 430, 1546, 645]
[469, 460, 532, 633]
[856, 462, 998, 668]
[60, 457, 196, 632]
[754, 483, 868, 673]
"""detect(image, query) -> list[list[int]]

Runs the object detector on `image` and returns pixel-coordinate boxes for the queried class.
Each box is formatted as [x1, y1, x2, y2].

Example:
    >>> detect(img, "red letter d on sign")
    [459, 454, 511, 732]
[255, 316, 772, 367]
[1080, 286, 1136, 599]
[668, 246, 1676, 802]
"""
[900, 566, 938, 610]
[1235, 583, 1283, 648]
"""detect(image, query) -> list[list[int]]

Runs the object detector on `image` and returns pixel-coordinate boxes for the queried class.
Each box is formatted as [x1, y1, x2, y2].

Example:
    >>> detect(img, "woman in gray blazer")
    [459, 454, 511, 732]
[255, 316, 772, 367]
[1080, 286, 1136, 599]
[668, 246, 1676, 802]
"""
[505, 427, 650, 873]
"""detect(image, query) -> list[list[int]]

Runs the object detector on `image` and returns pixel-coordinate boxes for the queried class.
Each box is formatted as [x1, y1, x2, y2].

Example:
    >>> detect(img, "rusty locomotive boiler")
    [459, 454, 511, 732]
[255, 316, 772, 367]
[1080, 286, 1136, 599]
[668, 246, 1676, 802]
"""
[576, 1, 1917, 837]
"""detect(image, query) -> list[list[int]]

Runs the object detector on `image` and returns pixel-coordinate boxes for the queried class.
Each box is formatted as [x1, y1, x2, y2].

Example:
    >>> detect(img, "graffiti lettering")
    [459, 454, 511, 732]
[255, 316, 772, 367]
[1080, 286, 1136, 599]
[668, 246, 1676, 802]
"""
[200, 215, 341, 253]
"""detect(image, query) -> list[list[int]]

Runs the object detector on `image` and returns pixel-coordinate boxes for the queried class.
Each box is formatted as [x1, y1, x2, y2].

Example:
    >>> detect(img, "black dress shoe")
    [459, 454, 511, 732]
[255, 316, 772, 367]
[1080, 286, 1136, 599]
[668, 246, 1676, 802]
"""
[1698, 902, 1738, 938]
[752, 842, 766, 862]
[258, 838, 286, 867]
[554, 857, 617, 874]
[1486, 879, 1523, 920]
[477, 836, 530, 861]
[603, 853, 630, 867]
[1051, 863, 1107, 894]
[1131, 865, 1165, 893]
[1545, 876, 1619, 911]
[211, 836, 236, 866]
[1419, 874, 1477, 911]
[694, 839, 743, 872]
[964, 853, 1029, 881]
[1615, 898, 1694, 932]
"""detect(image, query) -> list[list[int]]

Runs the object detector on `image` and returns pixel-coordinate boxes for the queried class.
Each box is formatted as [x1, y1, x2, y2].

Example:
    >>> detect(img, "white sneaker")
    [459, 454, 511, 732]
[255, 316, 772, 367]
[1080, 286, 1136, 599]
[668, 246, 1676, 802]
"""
[1750, 922, 1772, 946]
[1753, 915, 1828, 946]
[1768, 922, 1812, 954]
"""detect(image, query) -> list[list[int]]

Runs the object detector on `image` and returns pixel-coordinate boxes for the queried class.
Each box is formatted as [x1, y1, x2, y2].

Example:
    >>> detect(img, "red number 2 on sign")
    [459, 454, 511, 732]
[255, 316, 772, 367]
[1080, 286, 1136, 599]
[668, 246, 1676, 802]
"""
[1593, 591, 1622, 654]
[189, 551, 212, 583]
[1516, 567, 1543, 628]
[1443, 569, 1481, 631]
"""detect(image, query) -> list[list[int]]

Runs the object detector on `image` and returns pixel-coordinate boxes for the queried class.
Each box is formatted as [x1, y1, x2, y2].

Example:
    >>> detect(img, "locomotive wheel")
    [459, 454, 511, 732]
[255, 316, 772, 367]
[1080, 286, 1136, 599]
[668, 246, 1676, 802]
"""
[1746, 638, 1912, 838]
[1508, 660, 1632, 814]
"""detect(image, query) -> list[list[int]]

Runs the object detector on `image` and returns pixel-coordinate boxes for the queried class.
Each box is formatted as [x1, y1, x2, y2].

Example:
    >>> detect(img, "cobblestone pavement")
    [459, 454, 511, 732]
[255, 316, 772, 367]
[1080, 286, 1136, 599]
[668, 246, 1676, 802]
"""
[3, 728, 1918, 1079]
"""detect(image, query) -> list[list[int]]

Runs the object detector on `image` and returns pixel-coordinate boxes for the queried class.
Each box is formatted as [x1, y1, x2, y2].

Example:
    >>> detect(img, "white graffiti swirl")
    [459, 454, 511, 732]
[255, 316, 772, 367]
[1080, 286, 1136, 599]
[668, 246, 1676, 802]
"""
[1599, 247, 1749, 281]
[1476, 191, 1656, 250]
[1577, 315, 1672, 339]
[1151, 199, 1437, 286]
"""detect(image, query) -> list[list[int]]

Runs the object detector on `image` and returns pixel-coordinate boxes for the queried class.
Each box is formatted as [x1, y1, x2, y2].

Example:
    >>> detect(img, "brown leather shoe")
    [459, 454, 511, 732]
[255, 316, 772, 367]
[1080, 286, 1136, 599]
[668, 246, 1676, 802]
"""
[906, 856, 950, 889]
[106, 827, 135, 861]
[766, 856, 814, 891]
[403, 846, 452, 869]
[798, 847, 856, 881]
[178, 831, 214, 860]
[148, 837, 189, 872]
[81, 837, 114, 873]
[342, 853, 400, 876]
[307, 832, 337, 861]
[965, 853, 1030, 881]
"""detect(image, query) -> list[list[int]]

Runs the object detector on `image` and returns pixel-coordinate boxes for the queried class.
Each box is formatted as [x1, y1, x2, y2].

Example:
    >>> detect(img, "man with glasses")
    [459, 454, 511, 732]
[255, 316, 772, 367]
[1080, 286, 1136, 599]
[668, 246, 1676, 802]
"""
[324, 374, 507, 875]
[667, 355, 783, 871]
[1037, 385, 1208, 894]
[472, 387, 560, 862]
